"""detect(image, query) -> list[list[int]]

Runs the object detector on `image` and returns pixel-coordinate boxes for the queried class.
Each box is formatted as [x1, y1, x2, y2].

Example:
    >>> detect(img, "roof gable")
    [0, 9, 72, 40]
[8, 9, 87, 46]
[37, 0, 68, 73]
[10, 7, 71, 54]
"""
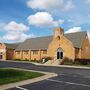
[64, 31, 87, 48]
[5, 43, 20, 49]
[15, 31, 87, 50]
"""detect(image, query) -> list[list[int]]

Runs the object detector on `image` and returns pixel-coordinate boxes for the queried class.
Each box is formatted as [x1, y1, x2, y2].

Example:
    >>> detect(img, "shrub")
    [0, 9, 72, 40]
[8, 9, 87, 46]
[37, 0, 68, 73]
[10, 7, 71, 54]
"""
[75, 59, 90, 65]
[41, 56, 52, 63]
[30, 59, 42, 63]
[62, 57, 73, 65]
[14, 59, 21, 61]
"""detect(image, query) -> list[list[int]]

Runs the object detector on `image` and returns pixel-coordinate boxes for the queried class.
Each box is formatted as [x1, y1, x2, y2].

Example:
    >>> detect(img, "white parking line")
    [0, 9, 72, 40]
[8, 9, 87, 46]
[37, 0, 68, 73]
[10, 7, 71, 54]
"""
[47, 79, 90, 87]
[16, 86, 28, 90]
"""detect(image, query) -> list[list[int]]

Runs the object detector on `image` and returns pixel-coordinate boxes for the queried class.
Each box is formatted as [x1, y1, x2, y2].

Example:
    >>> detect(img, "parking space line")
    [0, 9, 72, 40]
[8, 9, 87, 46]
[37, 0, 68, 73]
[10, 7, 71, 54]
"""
[47, 79, 90, 87]
[16, 86, 28, 90]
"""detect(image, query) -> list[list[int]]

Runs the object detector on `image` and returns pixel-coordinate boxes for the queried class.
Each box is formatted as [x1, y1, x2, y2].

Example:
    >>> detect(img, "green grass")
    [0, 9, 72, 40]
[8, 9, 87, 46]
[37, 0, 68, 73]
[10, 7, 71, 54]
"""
[0, 68, 44, 85]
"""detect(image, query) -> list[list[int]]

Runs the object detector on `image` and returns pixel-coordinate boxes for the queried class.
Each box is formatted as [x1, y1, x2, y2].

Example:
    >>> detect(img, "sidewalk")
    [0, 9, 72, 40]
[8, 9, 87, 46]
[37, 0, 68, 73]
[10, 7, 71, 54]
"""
[1, 60, 90, 69]
[33, 62, 90, 69]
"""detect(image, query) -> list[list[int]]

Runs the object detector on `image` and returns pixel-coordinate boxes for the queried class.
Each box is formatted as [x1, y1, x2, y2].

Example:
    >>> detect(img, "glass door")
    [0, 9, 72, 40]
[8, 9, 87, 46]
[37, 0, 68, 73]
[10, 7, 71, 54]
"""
[57, 52, 63, 59]
[0, 52, 3, 60]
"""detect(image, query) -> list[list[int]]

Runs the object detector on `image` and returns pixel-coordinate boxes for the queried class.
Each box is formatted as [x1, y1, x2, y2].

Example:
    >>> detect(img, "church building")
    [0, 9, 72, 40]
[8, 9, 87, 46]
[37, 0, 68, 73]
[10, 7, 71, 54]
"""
[0, 27, 90, 64]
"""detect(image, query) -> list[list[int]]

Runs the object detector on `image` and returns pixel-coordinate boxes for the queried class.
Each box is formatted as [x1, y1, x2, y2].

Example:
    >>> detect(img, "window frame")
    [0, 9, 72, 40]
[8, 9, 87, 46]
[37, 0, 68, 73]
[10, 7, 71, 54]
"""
[33, 50, 38, 55]
[43, 50, 47, 54]
[24, 51, 28, 55]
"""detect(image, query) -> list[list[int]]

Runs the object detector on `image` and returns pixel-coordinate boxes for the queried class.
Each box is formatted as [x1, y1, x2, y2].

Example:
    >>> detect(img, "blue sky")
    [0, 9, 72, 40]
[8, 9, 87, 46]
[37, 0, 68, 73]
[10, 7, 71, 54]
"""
[0, 0, 90, 43]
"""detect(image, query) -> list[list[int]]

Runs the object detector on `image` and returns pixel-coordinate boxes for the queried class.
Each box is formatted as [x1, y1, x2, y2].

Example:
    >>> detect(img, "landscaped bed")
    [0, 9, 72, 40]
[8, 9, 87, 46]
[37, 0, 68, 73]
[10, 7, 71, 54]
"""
[0, 68, 44, 85]
[62, 58, 90, 67]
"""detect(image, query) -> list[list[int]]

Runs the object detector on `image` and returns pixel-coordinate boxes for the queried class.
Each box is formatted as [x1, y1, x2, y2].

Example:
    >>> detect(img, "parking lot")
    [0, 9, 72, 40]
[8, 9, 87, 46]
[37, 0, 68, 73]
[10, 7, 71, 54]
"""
[0, 61, 90, 90]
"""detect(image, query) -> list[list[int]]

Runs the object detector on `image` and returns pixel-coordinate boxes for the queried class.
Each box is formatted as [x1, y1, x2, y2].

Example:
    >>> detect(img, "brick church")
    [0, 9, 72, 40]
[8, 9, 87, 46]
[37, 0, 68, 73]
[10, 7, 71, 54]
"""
[0, 28, 90, 63]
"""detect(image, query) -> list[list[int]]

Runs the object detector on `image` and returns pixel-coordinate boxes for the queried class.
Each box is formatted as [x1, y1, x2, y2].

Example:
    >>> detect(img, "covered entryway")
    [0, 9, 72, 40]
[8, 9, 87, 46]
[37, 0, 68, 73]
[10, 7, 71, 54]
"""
[57, 52, 63, 59]
[56, 48, 64, 60]
[0, 52, 3, 60]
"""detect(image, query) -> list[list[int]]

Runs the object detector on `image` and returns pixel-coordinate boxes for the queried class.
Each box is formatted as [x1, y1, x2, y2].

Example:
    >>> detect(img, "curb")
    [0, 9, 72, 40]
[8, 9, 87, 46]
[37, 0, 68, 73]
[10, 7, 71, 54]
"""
[40, 64, 90, 69]
[31, 62, 90, 69]
[0, 68, 58, 90]
[1, 60, 90, 69]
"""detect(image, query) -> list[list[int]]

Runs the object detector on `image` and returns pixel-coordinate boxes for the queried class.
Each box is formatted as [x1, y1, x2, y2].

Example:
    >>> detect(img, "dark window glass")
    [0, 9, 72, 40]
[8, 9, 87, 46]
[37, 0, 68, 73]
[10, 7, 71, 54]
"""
[61, 52, 63, 59]
[57, 52, 59, 59]
[57, 52, 63, 59]
[33, 51, 38, 55]
[43, 50, 47, 54]
[0, 55, 2, 59]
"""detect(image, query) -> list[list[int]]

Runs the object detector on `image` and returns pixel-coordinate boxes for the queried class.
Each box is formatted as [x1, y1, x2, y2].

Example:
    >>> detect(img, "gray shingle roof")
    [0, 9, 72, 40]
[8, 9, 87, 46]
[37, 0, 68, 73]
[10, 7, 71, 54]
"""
[15, 36, 52, 50]
[64, 31, 87, 48]
[5, 43, 20, 49]
[15, 31, 87, 50]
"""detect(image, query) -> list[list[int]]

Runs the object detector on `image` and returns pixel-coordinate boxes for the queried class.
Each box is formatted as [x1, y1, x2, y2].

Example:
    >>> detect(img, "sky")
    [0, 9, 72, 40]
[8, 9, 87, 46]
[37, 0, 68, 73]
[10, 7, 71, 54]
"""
[0, 0, 90, 43]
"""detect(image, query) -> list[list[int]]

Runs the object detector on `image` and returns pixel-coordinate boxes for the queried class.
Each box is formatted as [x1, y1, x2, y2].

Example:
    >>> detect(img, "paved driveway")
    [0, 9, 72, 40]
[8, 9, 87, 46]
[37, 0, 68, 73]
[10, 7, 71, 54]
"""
[0, 61, 90, 90]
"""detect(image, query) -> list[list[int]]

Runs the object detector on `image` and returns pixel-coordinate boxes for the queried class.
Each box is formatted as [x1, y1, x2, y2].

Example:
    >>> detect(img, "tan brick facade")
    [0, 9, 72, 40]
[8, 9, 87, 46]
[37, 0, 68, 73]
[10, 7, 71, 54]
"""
[15, 50, 48, 60]
[0, 28, 90, 61]
[81, 35, 90, 59]
[48, 28, 75, 60]
[0, 43, 6, 60]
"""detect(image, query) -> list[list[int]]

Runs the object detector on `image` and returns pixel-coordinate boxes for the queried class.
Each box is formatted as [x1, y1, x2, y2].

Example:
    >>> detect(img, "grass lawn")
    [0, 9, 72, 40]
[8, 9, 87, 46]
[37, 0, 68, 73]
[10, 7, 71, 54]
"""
[0, 68, 44, 85]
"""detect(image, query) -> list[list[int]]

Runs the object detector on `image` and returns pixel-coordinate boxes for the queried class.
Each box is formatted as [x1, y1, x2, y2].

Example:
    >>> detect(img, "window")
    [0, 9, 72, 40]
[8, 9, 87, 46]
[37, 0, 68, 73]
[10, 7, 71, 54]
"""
[24, 51, 28, 55]
[16, 52, 20, 54]
[0, 52, 2, 55]
[33, 50, 38, 55]
[60, 52, 63, 59]
[0, 43, 2, 46]
[0, 55, 2, 59]
[43, 50, 47, 54]
[57, 36, 60, 40]
[57, 52, 63, 59]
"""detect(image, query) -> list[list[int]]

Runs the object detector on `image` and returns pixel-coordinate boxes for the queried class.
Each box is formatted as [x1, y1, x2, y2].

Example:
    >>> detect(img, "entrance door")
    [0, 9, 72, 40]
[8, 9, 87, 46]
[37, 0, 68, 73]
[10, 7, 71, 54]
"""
[57, 52, 63, 59]
[0, 55, 2, 59]
[0, 52, 3, 60]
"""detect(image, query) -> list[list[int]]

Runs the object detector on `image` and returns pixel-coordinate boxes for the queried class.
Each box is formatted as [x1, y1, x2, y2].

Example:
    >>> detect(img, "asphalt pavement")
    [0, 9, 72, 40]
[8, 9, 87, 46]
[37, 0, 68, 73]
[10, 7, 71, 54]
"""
[0, 61, 90, 90]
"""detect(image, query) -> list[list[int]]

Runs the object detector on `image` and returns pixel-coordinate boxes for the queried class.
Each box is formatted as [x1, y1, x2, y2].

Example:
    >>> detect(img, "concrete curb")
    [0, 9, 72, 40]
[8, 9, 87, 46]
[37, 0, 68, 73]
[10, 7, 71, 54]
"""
[0, 60, 34, 64]
[40, 64, 90, 69]
[0, 68, 58, 90]
[1, 60, 90, 69]
[31, 62, 90, 69]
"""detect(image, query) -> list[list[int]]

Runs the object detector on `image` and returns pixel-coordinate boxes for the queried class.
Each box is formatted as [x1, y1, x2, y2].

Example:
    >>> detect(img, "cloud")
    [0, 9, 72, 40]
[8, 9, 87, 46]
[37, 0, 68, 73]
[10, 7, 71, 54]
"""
[0, 21, 35, 42]
[86, 0, 90, 4]
[27, 12, 64, 27]
[27, 0, 63, 11]
[65, 27, 82, 33]
[4, 21, 29, 32]
[64, 0, 75, 11]
[26, 0, 75, 12]
[2, 32, 35, 42]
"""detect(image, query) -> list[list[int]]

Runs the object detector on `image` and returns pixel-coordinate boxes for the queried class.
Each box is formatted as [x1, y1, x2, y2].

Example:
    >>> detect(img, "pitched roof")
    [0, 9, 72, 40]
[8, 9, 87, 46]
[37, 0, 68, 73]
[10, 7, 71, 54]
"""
[5, 43, 20, 49]
[15, 31, 87, 50]
[15, 36, 52, 50]
[65, 31, 87, 48]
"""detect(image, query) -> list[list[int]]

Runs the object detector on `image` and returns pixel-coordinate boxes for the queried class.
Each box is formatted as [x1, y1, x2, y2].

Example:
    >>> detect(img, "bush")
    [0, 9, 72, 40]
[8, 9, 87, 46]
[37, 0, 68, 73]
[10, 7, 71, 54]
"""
[75, 59, 90, 65]
[62, 57, 73, 65]
[14, 59, 30, 61]
[30, 59, 42, 63]
[41, 56, 52, 63]
[14, 59, 21, 61]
